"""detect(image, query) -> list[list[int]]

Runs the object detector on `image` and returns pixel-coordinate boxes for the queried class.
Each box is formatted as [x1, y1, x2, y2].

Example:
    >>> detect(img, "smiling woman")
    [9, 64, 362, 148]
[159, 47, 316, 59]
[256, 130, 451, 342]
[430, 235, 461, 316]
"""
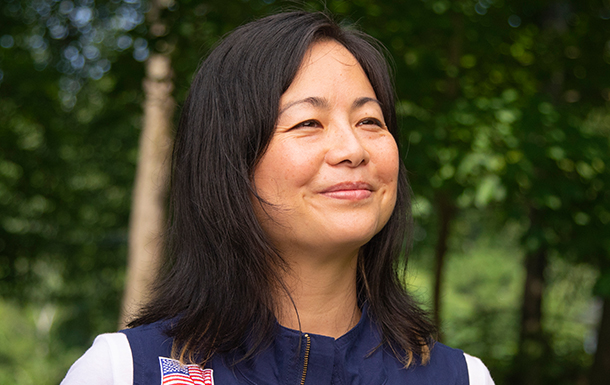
[61, 11, 494, 385]
[254, 40, 398, 266]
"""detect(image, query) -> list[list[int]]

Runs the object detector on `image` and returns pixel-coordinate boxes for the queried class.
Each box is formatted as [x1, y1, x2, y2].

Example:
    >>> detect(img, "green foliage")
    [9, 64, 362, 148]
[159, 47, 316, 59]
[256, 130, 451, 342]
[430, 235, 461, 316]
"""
[409, 211, 599, 384]
[0, 300, 82, 384]
[0, 0, 144, 350]
[1, 0, 608, 383]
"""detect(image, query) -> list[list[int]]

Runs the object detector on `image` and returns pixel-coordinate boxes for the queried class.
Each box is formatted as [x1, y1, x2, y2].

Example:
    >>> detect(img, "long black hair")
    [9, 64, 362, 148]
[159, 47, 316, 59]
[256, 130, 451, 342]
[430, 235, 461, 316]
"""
[129, 11, 435, 367]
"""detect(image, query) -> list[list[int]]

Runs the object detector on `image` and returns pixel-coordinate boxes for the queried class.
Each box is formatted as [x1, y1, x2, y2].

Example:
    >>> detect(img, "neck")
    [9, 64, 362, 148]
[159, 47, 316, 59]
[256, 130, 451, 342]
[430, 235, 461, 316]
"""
[275, 248, 362, 339]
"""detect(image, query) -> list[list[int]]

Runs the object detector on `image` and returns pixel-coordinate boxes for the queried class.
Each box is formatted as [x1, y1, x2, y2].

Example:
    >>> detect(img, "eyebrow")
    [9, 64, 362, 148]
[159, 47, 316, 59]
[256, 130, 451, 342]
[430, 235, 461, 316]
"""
[278, 96, 382, 116]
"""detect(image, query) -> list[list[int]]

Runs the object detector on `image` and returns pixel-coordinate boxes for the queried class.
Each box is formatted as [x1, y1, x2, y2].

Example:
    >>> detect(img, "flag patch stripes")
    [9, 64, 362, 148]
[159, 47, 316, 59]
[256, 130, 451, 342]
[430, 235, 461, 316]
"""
[159, 357, 214, 385]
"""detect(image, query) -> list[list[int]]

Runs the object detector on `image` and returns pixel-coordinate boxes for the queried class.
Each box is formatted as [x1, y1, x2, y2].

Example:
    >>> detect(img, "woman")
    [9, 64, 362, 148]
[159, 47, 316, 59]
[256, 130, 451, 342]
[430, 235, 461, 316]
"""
[62, 11, 494, 384]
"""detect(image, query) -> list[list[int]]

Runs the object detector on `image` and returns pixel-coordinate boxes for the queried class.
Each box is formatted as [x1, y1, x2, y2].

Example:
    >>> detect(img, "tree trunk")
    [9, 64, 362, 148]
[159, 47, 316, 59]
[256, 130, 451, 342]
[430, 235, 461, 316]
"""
[511, 245, 549, 385]
[119, 52, 174, 328]
[591, 296, 610, 385]
[118, 0, 175, 329]
[432, 193, 456, 339]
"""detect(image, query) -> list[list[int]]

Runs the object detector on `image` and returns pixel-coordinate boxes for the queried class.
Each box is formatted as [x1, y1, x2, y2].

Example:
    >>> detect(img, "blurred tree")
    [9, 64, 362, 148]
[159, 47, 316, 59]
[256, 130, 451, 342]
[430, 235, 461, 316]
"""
[119, 0, 175, 328]
[1, 1, 608, 384]
[0, 0, 149, 360]
[484, 2, 610, 383]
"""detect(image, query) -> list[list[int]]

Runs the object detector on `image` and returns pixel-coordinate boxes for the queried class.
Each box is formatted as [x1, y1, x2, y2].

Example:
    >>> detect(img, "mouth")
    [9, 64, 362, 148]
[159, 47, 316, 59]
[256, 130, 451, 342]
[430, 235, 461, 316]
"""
[320, 182, 374, 200]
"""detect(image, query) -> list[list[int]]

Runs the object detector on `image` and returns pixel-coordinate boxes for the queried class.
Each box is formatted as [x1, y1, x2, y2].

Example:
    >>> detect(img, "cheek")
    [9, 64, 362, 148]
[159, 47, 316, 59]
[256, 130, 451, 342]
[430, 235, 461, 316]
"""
[375, 138, 400, 185]
[376, 141, 400, 230]
[254, 141, 319, 198]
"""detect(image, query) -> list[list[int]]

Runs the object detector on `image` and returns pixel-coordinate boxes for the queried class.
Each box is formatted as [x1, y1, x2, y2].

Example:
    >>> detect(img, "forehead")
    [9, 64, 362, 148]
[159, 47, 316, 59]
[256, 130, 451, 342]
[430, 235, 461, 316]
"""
[283, 40, 376, 101]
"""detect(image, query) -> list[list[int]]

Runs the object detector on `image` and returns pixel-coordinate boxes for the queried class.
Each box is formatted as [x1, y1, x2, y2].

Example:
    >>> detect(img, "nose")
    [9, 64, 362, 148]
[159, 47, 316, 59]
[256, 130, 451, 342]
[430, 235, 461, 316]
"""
[325, 123, 370, 167]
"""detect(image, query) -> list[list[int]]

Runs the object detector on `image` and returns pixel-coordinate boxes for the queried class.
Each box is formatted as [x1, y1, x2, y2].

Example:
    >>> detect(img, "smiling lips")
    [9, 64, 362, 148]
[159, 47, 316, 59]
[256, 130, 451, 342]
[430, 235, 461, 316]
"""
[320, 182, 373, 200]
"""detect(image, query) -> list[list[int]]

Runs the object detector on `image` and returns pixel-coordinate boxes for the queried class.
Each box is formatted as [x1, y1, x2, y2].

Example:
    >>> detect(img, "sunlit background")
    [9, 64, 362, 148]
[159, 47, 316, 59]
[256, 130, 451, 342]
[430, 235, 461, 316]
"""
[1, 1, 609, 384]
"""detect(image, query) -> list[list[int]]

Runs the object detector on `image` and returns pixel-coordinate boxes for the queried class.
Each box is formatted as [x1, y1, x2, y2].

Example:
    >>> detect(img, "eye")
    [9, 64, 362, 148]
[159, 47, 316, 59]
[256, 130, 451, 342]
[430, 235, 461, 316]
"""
[358, 117, 385, 128]
[292, 119, 323, 130]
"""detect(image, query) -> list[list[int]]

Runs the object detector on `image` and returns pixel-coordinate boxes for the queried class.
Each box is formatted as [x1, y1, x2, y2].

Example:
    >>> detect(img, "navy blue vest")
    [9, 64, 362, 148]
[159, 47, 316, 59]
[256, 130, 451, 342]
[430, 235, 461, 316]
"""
[121, 311, 468, 385]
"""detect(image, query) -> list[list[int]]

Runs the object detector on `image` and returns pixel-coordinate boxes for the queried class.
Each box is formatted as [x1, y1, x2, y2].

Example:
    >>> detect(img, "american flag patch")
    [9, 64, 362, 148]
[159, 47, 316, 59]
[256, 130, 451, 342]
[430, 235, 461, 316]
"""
[159, 357, 214, 385]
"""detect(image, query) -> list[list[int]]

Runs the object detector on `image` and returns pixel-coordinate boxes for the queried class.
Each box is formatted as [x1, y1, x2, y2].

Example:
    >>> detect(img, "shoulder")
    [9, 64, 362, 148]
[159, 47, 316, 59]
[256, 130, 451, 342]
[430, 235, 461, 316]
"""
[419, 342, 469, 383]
[405, 343, 493, 384]
[464, 352, 495, 385]
[61, 333, 132, 385]
[120, 320, 176, 384]
[120, 319, 174, 359]
[61, 320, 176, 385]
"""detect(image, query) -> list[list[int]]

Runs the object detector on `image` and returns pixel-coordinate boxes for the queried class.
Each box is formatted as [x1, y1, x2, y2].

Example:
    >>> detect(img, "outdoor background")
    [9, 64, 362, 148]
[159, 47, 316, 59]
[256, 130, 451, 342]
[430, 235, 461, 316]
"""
[1, 0, 609, 384]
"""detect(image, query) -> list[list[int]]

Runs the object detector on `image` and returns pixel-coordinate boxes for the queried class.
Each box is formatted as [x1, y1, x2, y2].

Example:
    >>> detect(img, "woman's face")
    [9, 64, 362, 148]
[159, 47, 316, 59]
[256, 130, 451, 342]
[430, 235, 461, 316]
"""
[253, 40, 399, 257]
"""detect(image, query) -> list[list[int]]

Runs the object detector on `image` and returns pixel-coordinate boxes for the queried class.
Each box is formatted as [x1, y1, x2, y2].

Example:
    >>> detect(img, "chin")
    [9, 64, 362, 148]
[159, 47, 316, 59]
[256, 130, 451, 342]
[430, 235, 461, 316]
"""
[319, 224, 381, 250]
